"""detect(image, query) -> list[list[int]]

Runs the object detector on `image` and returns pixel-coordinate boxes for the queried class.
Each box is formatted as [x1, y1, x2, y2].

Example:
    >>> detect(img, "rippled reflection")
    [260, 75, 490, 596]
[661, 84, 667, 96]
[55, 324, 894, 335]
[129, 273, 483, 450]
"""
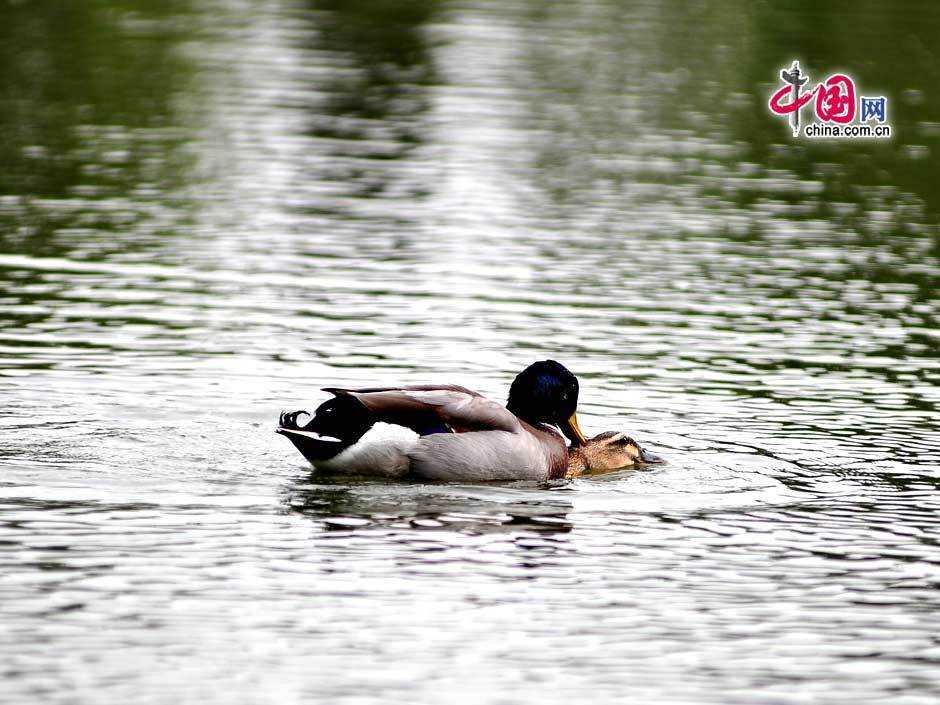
[1, 0, 939, 703]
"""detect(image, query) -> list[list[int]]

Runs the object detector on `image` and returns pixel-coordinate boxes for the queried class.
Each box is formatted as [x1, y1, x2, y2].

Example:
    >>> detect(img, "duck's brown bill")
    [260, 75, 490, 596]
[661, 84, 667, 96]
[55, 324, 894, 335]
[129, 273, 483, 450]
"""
[638, 445, 665, 464]
[560, 412, 588, 446]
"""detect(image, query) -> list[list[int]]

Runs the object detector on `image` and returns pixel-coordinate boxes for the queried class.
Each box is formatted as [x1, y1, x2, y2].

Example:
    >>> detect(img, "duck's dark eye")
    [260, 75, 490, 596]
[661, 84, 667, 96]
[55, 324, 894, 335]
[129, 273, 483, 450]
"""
[618, 436, 637, 447]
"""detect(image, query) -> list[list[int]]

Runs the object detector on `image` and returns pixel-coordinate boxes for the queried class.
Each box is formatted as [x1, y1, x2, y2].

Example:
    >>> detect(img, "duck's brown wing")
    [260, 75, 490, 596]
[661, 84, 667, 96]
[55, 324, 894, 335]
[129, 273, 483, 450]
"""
[323, 385, 521, 436]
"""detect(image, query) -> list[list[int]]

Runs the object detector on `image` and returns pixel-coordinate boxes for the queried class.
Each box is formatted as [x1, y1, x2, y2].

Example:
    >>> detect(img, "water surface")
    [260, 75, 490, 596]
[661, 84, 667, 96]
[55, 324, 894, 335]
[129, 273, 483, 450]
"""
[1, 1, 939, 703]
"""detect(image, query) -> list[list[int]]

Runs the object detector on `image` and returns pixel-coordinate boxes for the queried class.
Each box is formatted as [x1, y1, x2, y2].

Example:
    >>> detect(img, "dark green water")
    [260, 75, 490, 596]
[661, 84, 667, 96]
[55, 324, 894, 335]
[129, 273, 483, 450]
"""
[1, 2, 938, 703]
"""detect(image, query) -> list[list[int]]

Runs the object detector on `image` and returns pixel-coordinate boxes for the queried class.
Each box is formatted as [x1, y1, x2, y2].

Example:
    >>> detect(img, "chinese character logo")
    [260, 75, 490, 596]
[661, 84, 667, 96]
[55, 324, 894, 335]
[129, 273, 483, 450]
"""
[769, 61, 812, 136]
[768, 61, 891, 139]
[815, 74, 856, 123]
[860, 96, 887, 122]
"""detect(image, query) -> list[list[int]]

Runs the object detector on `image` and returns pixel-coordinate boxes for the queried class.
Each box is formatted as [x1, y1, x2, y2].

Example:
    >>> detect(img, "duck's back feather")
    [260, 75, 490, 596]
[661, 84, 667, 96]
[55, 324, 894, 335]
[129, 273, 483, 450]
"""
[324, 385, 521, 435]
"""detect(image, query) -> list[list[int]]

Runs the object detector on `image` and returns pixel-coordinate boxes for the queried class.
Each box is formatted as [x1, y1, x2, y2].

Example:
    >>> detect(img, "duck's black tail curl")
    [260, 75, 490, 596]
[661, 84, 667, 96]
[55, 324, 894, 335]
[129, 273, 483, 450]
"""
[276, 409, 346, 464]
[278, 410, 311, 430]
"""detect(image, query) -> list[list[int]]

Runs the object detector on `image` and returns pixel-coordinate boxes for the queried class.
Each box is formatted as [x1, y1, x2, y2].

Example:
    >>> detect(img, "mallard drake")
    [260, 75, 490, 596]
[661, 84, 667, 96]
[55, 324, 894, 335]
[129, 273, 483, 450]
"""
[566, 431, 664, 478]
[277, 360, 588, 481]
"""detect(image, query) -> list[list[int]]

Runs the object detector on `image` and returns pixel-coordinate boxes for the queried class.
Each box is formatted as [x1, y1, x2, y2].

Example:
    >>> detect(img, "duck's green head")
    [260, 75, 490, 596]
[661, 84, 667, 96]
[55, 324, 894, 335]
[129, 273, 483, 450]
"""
[507, 360, 587, 446]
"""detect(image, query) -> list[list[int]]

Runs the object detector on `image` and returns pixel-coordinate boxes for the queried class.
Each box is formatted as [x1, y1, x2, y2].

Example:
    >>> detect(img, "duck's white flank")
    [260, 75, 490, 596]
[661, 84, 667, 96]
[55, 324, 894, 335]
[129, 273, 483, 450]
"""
[314, 422, 420, 477]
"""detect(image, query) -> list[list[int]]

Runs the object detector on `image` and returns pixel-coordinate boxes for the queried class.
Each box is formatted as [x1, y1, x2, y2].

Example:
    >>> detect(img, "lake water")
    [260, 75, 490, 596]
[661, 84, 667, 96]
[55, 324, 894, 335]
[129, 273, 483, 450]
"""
[1, 1, 939, 703]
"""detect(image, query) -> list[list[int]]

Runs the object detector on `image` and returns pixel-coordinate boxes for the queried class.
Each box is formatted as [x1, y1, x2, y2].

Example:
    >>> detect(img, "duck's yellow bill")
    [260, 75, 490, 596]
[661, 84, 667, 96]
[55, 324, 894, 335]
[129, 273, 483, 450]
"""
[562, 412, 588, 446]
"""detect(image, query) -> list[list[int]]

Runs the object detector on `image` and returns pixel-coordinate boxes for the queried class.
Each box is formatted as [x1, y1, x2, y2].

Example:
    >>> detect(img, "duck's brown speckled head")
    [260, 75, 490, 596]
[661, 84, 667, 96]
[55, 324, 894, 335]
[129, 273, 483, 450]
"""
[567, 431, 664, 478]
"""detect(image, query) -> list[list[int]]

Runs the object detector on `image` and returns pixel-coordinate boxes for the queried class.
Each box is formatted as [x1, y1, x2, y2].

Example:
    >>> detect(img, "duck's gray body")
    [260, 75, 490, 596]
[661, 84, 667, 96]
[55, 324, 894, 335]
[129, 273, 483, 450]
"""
[410, 427, 565, 481]
[277, 386, 570, 481]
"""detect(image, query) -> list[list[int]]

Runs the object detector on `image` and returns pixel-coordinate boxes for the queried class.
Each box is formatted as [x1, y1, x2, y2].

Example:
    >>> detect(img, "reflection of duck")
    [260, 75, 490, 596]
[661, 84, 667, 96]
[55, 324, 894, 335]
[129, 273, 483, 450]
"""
[566, 431, 664, 478]
[284, 480, 575, 535]
[278, 360, 587, 481]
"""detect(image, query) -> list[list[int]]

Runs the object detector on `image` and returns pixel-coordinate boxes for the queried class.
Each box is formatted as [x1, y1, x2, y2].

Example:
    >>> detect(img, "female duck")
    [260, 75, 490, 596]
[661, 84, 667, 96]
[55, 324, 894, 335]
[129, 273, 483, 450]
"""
[566, 431, 664, 478]
[277, 360, 587, 481]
